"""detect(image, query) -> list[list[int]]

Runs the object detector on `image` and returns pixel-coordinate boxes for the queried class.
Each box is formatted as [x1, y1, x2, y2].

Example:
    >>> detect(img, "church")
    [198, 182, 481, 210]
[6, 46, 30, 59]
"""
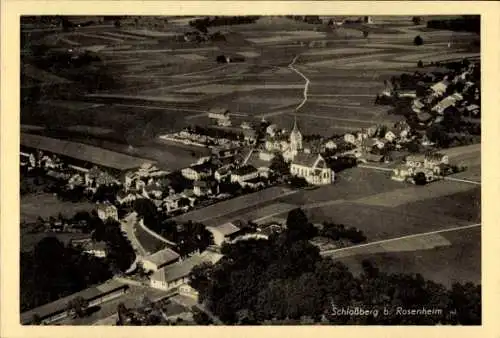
[283, 117, 334, 185]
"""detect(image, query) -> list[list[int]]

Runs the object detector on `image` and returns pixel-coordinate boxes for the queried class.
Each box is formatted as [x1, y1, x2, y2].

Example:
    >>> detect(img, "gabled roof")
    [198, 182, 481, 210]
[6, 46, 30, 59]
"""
[291, 153, 325, 168]
[150, 252, 222, 284]
[144, 247, 180, 267]
[208, 221, 243, 237]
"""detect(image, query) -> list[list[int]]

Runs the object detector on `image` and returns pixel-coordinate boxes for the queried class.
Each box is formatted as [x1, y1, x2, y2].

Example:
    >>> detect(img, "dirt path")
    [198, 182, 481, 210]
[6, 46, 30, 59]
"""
[288, 54, 310, 111]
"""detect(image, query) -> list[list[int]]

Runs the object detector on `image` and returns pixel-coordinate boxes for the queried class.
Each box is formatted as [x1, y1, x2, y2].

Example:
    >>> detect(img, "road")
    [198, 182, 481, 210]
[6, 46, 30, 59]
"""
[288, 54, 310, 111]
[320, 223, 481, 258]
[121, 212, 147, 257]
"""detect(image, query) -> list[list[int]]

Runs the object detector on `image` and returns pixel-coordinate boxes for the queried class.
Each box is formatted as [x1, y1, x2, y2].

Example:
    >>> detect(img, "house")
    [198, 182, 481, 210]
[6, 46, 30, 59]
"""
[142, 182, 163, 200]
[384, 130, 397, 142]
[266, 124, 278, 137]
[97, 202, 118, 221]
[214, 165, 232, 182]
[344, 133, 357, 145]
[432, 93, 463, 114]
[208, 107, 230, 121]
[324, 140, 337, 150]
[430, 80, 449, 97]
[141, 247, 181, 272]
[290, 153, 334, 185]
[405, 152, 449, 174]
[241, 150, 273, 178]
[193, 180, 216, 197]
[181, 162, 216, 181]
[83, 241, 108, 258]
[243, 129, 257, 145]
[230, 164, 260, 184]
[206, 221, 245, 247]
[150, 252, 222, 291]
[240, 176, 267, 189]
[163, 194, 190, 214]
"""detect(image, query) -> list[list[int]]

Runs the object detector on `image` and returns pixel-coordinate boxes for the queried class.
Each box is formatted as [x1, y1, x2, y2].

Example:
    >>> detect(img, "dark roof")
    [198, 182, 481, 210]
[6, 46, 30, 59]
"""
[291, 153, 322, 168]
[189, 161, 216, 173]
[232, 164, 258, 176]
[21, 133, 154, 171]
[245, 151, 272, 169]
[21, 279, 128, 324]
[144, 247, 180, 267]
[245, 176, 267, 184]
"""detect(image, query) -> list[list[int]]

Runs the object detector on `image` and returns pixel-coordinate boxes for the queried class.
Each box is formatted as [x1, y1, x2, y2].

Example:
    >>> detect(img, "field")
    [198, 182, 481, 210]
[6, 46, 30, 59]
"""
[21, 192, 95, 224]
[21, 16, 479, 171]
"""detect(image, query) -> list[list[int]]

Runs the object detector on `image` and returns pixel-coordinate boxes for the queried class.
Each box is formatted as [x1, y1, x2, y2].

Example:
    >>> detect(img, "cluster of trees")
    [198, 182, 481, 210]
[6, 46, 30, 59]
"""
[319, 222, 367, 244]
[132, 199, 214, 257]
[427, 16, 480, 34]
[324, 155, 357, 173]
[20, 237, 112, 312]
[189, 16, 260, 33]
[287, 16, 323, 24]
[190, 208, 481, 325]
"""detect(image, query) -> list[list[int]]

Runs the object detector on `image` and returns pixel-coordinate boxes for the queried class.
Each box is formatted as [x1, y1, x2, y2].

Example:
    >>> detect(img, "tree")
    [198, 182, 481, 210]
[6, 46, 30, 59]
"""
[362, 30, 369, 38]
[413, 172, 427, 185]
[269, 153, 289, 177]
[414, 35, 424, 46]
[412, 16, 421, 25]
[417, 60, 424, 68]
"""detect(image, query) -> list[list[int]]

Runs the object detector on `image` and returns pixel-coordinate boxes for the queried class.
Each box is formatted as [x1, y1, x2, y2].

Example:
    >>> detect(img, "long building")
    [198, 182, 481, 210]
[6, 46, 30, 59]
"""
[21, 279, 129, 325]
[20, 133, 155, 175]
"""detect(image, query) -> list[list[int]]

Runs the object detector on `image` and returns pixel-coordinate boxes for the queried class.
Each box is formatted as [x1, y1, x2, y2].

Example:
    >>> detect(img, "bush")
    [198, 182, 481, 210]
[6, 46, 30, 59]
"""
[414, 35, 424, 46]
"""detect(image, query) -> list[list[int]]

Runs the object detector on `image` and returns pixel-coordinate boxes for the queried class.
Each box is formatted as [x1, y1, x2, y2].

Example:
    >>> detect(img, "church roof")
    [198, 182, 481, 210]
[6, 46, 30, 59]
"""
[292, 153, 325, 168]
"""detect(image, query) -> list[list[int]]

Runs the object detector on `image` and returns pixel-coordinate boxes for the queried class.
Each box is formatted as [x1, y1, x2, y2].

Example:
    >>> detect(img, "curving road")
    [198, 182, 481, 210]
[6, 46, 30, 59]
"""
[288, 55, 310, 112]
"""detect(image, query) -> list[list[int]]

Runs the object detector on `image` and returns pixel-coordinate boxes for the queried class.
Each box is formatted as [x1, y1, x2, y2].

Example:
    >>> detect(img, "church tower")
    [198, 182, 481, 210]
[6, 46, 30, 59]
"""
[289, 116, 303, 153]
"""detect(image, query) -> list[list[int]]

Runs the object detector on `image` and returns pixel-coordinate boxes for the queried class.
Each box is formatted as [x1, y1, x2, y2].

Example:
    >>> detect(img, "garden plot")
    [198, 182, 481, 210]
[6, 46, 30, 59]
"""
[333, 59, 414, 70]
[393, 50, 477, 62]
[21, 193, 94, 224]
[234, 95, 302, 109]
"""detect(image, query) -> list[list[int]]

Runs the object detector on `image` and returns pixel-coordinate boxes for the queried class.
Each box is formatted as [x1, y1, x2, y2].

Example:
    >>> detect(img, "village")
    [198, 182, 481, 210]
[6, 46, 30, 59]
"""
[16, 13, 483, 326]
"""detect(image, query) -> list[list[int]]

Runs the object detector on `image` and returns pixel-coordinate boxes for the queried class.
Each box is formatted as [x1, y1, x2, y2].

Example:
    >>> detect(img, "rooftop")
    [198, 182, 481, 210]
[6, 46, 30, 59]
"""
[21, 133, 155, 171]
[144, 247, 181, 267]
[150, 252, 223, 284]
[21, 279, 128, 324]
[208, 221, 243, 237]
[292, 153, 322, 168]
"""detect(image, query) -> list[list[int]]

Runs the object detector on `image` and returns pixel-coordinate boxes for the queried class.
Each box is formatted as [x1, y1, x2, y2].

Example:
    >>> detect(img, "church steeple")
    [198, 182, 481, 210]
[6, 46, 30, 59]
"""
[289, 115, 303, 153]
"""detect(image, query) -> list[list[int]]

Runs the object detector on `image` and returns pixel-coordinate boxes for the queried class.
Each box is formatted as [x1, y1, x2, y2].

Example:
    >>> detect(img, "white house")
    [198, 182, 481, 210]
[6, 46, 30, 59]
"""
[206, 221, 244, 247]
[181, 162, 215, 181]
[150, 252, 222, 291]
[344, 133, 357, 145]
[384, 130, 397, 142]
[230, 165, 260, 184]
[290, 153, 334, 185]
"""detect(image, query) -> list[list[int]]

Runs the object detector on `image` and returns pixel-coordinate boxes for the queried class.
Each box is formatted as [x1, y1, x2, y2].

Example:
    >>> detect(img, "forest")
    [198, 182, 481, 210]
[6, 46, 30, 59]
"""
[189, 208, 481, 325]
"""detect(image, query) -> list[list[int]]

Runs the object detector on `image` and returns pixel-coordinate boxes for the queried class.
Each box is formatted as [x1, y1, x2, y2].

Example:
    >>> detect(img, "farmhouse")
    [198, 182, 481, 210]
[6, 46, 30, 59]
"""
[21, 280, 129, 325]
[193, 180, 217, 197]
[141, 247, 181, 272]
[290, 153, 334, 185]
[150, 252, 222, 291]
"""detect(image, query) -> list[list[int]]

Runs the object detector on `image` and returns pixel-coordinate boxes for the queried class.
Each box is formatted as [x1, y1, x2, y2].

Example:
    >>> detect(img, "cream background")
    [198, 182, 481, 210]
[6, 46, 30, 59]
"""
[1, 1, 499, 337]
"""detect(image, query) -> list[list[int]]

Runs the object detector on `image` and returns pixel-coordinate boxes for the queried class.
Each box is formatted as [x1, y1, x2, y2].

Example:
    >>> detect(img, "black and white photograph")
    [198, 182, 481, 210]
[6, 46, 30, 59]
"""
[17, 13, 482, 326]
